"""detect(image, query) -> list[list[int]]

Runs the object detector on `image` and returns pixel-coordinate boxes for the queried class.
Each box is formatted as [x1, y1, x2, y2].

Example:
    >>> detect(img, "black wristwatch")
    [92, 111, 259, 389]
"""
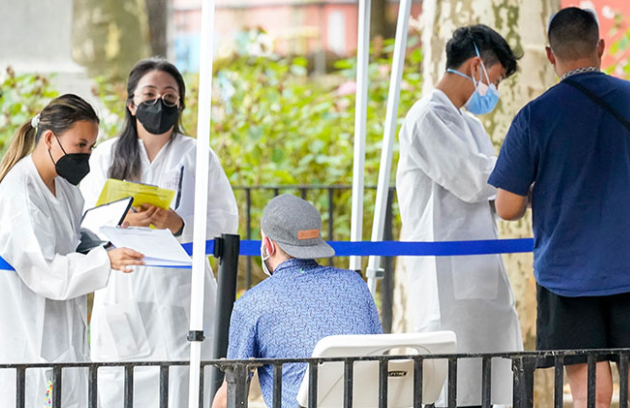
[174, 220, 185, 237]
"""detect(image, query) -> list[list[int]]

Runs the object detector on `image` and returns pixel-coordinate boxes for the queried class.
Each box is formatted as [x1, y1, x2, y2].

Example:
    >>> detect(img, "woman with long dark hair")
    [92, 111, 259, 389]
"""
[81, 58, 238, 407]
[0, 94, 144, 407]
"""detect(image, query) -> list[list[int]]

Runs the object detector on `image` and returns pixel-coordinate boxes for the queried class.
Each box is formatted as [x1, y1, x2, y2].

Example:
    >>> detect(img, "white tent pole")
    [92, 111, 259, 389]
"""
[349, 0, 372, 272]
[366, 0, 411, 295]
[188, 0, 215, 407]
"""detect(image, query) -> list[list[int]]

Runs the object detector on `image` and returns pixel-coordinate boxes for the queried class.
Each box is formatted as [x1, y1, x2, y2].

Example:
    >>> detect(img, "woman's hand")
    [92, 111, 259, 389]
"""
[147, 206, 184, 235]
[124, 205, 158, 227]
[107, 248, 145, 273]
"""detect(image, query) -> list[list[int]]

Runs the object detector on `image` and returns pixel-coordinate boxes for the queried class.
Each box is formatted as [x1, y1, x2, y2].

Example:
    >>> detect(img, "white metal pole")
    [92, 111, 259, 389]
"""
[366, 0, 412, 295]
[188, 0, 215, 407]
[349, 0, 372, 272]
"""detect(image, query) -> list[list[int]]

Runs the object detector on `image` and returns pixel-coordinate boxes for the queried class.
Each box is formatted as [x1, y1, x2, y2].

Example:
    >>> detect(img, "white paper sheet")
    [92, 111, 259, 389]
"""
[99, 226, 192, 267]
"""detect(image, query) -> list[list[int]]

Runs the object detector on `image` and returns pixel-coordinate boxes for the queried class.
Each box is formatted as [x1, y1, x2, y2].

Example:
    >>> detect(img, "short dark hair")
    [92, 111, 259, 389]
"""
[548, 7, 599, 60]
[445, 25, 520, 78]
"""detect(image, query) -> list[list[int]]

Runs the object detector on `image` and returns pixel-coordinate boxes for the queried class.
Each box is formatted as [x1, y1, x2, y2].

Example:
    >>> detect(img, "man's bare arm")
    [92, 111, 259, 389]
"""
[495, 188, 528, 220]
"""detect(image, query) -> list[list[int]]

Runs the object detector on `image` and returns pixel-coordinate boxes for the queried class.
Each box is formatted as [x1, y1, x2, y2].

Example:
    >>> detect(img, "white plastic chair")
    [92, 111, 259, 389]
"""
[296, 331, 457, 407]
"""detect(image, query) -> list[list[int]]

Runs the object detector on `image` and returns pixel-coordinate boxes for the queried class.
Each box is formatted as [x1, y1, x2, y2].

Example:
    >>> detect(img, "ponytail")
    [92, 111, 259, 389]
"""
[0, 121, 38, 184]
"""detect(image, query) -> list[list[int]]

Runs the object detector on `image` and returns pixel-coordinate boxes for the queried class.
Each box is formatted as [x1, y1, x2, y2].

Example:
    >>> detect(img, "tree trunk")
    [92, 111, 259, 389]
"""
[72, 0, 151, 80]
[370, 0, 390, 39]
[145, 0, 169, 57]
[393, 0, 561, 405]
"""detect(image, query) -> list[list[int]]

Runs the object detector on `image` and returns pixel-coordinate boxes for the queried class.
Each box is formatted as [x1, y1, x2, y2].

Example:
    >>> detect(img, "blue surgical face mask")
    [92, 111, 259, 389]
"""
[446, 45, 500, 115]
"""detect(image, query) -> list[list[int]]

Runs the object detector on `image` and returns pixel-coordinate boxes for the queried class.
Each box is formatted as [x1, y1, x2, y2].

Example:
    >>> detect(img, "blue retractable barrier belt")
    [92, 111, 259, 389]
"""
[0, 256, 12, 271]
[0, 238, 534, 271]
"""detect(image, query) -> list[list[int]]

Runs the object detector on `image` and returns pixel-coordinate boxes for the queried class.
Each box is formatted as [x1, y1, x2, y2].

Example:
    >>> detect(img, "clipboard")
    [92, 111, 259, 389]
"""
[96, 179, 175, 210]
[77, 197, 134, 254]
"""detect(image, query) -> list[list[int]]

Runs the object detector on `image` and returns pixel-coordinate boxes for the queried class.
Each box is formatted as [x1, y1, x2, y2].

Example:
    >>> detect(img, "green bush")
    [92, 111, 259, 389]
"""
[605, 15, 630, 79]
[2, 33, 423, 288]
[0, 68, 59, 156]
[95, 34, 423, 244]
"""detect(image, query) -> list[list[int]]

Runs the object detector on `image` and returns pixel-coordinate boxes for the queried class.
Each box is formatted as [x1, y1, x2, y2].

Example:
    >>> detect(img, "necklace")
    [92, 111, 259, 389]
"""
[561, 66, 600, 81]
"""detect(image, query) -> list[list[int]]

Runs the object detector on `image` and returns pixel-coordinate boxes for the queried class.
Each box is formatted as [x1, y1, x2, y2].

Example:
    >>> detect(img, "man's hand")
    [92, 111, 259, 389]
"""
[107, 248, 145, 273]
[495, 188, 529, 220]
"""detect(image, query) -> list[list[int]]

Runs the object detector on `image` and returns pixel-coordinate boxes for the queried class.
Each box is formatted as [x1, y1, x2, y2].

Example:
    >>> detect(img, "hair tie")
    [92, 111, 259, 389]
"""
[31, 113, 40, 129]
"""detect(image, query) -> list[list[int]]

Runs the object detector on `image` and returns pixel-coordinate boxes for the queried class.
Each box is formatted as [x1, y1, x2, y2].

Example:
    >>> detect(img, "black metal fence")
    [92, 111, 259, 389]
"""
[220, 350, 630, 408]
[232, 185, 397, 333]
[6, 231, 630, 407]
[3, 349, 629, 408]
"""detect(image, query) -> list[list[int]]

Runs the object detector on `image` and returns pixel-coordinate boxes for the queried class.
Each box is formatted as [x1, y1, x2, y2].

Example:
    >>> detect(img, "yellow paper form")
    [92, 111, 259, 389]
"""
[96, 179, 175, 210]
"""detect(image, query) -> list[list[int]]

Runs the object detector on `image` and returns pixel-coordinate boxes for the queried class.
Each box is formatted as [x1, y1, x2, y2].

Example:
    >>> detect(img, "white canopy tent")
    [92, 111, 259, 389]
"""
[188, 0, 216, 406]
[366, 0, 412, 294]
[349, 0, 372, 272]
[186, 0, 412, 404]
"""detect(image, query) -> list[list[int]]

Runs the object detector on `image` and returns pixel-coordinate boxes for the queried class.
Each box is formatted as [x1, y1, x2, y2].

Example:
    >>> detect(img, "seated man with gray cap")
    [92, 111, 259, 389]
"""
[212, 194, 382, 408]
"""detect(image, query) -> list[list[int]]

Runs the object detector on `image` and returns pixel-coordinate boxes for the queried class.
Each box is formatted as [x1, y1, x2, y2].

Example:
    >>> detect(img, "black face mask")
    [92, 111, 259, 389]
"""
[49, 135, 91, 186]
[135, 99, 180, 135]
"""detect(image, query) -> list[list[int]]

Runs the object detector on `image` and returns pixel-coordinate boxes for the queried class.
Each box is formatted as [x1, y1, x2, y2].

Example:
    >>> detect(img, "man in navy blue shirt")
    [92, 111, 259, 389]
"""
[212, 194, 382, 408]
[489, 7, 630, 406]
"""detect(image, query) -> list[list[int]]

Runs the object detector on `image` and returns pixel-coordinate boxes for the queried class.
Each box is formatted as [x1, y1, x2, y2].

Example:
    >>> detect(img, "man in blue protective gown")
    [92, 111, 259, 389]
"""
[212, 194, 382, 408]
[490, 7, 630, 407]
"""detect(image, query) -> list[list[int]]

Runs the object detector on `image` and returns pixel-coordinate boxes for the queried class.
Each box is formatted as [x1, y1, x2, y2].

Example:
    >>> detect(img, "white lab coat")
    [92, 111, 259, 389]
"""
[0, 156, 111, 408]
[396, 90, 522, 406]
[80, 133, 238, 407]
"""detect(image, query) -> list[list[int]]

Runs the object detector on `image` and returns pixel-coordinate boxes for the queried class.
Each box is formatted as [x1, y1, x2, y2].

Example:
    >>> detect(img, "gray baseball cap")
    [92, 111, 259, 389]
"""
[261, 194, 335, 259]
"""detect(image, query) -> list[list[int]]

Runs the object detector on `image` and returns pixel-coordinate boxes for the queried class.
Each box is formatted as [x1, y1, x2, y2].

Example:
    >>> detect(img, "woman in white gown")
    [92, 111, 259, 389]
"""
[0, 94, 143, 408]
[81, 58, 239, 407]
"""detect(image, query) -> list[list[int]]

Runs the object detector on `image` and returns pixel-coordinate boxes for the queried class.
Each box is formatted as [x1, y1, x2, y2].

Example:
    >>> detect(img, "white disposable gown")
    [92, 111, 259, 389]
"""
[396, 90, 523, 406]
[80, 133, 238, 407]
[0, 156, 112, 408]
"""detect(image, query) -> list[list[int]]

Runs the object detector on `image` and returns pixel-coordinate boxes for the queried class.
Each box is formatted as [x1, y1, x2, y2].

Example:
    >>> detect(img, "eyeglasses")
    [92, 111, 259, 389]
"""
[134, 90, 181, 108]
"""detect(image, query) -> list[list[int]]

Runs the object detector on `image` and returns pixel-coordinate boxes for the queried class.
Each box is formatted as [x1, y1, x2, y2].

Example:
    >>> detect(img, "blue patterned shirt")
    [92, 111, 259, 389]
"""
[227, 258, 382, 407]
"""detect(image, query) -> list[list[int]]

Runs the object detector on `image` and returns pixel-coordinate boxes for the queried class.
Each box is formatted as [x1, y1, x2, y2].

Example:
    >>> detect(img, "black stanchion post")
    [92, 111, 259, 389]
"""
[245, 188, 252, 290]
[210, 234, 241, 400]
[381, 187, 394, 333]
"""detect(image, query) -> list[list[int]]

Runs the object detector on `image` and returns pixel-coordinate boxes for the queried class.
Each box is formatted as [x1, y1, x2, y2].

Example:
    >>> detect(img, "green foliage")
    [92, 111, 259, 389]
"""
[0, 68, 59, 156]
[94, 34, 421, 245]
[210, 38, 422, 189]
[92, 75, 128, 138]
[2, 34, 421, 287]
[605, 14, 630, 79]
